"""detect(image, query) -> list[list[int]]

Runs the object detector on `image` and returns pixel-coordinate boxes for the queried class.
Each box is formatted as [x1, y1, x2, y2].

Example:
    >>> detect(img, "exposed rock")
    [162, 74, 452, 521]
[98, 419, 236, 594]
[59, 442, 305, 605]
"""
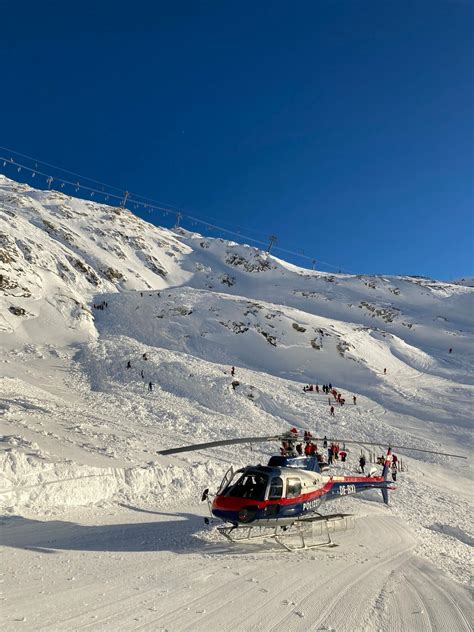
[221, 274, 235, 287]
[9, 305, 27, 316]
[101, 267, 124, 282]
[292, 322, 306, 333]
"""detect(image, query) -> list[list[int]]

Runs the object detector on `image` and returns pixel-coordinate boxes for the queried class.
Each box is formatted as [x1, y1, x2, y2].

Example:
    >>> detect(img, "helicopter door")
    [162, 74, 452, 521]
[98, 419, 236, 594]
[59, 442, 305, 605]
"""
[264, 476, 284, 518]
[217, 467, 234, 494]
[268, 476, 284, 500]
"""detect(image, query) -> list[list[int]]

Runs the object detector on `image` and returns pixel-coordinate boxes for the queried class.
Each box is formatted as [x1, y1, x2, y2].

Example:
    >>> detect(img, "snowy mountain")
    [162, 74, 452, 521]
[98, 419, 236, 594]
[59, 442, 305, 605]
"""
[1, 174, 472, 630]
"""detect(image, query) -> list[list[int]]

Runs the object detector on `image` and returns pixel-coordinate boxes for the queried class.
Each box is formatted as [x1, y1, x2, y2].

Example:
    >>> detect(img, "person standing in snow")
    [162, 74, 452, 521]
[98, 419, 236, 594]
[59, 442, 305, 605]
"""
[391, 462, 397, 482]
[383, 368, 387, 375]
[148, 381, 153, 392]
[323, 435, 328, 448]
[141, 370, 144, 379]
[359, 454, 366, 473]
[127, 360, 131, 369]
[231, 366, 235, 377]
[339, 449, 347, 462]
[353, 395, 357, 405]
[449, 348, 453, 354]
[330, 405, 335, 416]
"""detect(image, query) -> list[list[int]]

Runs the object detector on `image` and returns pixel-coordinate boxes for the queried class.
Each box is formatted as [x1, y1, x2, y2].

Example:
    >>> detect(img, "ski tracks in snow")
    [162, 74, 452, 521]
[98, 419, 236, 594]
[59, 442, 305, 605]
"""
[367, 558, 472, 632]
[5, 510, 470, 632]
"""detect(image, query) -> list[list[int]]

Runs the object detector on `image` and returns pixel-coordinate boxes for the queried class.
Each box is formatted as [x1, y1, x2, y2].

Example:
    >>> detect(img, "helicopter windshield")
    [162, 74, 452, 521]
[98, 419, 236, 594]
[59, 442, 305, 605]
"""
[225, 471, 269, 501]
[217, 467, 234, 495]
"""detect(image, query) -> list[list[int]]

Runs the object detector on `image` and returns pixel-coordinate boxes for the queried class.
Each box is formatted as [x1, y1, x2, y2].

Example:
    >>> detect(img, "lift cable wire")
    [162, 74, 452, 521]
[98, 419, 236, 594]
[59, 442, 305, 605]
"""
[0, 145, 270, 239]
[0, 149, 352, 273]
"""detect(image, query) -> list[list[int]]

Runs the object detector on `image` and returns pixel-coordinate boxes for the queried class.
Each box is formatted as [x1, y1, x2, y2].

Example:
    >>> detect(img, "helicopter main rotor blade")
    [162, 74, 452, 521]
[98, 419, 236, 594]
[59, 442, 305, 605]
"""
[157, 433, 466, 459]
[310, 437, 466, 459]
[157, 435, 282, 455]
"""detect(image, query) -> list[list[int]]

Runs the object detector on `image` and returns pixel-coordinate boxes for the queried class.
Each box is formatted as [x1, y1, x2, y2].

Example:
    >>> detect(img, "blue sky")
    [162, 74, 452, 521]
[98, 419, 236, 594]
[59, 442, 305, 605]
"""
[1, 1, 472, 278]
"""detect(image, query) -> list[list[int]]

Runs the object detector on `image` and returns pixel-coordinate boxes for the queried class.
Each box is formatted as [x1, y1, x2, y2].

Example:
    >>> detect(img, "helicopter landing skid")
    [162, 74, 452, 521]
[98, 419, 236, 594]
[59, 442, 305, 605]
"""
[217, 513, 354, 551]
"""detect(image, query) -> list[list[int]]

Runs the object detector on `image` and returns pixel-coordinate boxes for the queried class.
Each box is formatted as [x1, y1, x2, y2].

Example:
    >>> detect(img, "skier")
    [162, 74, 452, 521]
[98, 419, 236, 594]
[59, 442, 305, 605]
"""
[330, 405, 335, 416]
[126, 360, 131, 369]
[383, 368, 387, 375]
[353, 395, 357, 405]
[315, 384, 319, 393]
[449, 348, 453, 354]
[323, 435, 328, 449]
[231, 366, 235, 377]
[339, 449, 347, 462]
[143, 352, 148, 360]
[328, 448, 333, 465]
[359, 454, 366, 473]
[148, 381, 153, 392]
[140, 369, 144, 379]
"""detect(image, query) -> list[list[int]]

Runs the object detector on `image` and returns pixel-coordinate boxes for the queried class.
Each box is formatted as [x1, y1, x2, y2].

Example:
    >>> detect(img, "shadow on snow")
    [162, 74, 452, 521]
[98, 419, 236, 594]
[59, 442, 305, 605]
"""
[0, 508, 232, 556]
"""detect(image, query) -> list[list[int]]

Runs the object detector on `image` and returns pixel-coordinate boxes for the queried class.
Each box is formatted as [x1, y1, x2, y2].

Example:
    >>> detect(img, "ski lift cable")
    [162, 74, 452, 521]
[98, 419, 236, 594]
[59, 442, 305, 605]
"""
[0, 157, 124, 202]
[128, 194, 271, 239]
[0, 154, 352, 274]
[0, 146, 269, 239]
[0, 145, 125, 194]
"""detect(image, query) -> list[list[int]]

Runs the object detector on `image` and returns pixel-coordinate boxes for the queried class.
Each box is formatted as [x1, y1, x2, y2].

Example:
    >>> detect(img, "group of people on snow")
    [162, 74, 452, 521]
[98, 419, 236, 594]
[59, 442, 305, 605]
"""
[279, 426, 400, 481]
[126, 354, 153, 392]
[280, 428, 318, 458]
[302, 381, 358, 418]
[93, 301, 108, 310]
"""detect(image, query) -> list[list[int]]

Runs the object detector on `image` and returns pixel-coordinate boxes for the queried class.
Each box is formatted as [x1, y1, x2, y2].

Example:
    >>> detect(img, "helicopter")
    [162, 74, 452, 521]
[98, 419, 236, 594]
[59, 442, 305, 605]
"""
[158, 430, 465, 550]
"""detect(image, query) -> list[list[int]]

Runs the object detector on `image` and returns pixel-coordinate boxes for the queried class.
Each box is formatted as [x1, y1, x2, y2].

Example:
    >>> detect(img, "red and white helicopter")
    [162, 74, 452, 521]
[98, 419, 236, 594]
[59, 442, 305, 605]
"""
[158, 430, 463, 550]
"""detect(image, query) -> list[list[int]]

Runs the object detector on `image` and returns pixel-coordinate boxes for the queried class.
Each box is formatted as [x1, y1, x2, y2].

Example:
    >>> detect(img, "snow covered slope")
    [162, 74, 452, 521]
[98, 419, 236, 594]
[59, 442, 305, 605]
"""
[1, 175, 472, 630]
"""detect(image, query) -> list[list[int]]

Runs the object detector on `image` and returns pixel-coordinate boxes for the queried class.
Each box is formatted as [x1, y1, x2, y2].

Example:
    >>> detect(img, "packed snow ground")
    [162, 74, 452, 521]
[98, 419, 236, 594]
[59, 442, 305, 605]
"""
[0, 176, 472, 631]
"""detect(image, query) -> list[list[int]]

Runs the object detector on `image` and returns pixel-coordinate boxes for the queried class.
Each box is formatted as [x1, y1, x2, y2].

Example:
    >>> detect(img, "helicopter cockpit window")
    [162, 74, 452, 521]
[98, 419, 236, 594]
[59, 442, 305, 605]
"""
[286, 477, 302, 499]
[226, 472, 269, 502]
[268, 476, 283, 500]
